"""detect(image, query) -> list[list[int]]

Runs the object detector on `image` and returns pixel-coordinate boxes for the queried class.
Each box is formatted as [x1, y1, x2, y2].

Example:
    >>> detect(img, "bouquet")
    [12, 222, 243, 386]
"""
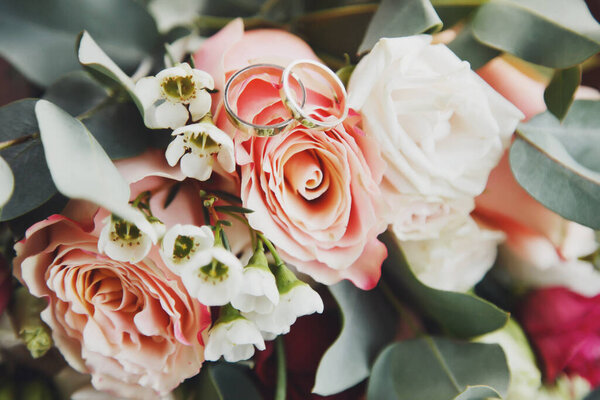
[0, 0, 599, 399]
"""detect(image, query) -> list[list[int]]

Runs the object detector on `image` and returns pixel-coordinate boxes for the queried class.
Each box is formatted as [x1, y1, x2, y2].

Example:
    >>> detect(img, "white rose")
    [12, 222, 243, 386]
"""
[348, 35, 523, 239]
[400, 216, 505, 292]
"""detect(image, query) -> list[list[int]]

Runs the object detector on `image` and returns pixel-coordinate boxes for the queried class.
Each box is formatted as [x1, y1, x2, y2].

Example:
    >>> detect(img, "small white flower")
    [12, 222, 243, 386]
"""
[135, 63, 214, 129]
[165, 122, 235, 181]
[204, 315, 266, 362]
[159, 224, 214, 274]
[98, 214, 159, 263]
[231, 245, 279, 314]
[232, 267, 279, 314]
[180, 246, 243, 306]
[244, 283, 324, 336]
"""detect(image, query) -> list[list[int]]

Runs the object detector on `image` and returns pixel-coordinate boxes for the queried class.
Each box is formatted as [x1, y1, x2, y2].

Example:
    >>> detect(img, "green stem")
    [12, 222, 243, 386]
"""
[0, 134, 39, 151]
[275, 336, 287, 400]
[256, 232, 285, 268]
[379, 280, 421, 336]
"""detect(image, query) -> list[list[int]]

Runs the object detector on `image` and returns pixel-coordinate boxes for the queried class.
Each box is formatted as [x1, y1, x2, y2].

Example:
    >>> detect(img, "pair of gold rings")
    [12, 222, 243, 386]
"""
[223, 59, 348, 136]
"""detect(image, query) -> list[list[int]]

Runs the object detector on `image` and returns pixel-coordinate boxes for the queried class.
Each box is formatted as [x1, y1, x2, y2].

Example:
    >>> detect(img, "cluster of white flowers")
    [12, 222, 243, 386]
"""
[135, 62, 235, 182]
[159, 227, 323, 362]
[94, 63, 324, 365]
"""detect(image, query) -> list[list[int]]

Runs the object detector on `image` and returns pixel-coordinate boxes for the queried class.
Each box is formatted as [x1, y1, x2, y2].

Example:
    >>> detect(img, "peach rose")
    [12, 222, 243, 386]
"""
[476, 60, 600, 296]
[194, 20, 388, 289]
[13, 150, 212, 399]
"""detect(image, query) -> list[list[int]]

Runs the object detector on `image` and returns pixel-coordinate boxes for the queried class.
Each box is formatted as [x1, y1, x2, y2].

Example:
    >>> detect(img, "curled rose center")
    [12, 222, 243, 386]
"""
[86, 268, 141, 314]
[284, 150, 329, 201]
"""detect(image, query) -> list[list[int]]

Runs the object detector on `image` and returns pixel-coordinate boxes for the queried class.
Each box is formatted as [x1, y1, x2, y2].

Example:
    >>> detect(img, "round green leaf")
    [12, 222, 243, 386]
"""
[381, 231, 509, 338]
[367, 337, 509, 400]
[0, 99, 57, 221]
[195, 363, 263, 400]
[313, 280, 396, 396]
[0, 0, 159, 86]
[510, 100, 600, 229]
[471, 0, 600, 68]
[447, 23, 500, 70]
[359, 0, 443, 54]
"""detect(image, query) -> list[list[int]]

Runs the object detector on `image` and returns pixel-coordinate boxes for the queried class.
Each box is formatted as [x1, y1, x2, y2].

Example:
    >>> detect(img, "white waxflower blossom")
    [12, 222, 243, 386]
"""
[244, 264, 324, 336]
[180, 246, 243, 306]
[165, 122, 235, 181]
[204, 306, 265, 362]
[98, 214, 162, 263]
[159, 224, 214, 274]
[231, 245, 279, 314]
[135, 63, 214, 129]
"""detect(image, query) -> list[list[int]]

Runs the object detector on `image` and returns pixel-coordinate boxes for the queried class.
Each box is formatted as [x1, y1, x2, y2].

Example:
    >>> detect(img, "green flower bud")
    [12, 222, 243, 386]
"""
[9, 287, 52, 359]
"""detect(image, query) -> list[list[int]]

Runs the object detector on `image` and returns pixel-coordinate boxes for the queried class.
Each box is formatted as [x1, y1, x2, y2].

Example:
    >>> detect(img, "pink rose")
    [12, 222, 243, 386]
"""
[0, 255, 10, 316]
[520, 287, 600, 387]
[194, 20, 388, 289]
[13, 150, 212, 399]
[475, 61, 600, 295]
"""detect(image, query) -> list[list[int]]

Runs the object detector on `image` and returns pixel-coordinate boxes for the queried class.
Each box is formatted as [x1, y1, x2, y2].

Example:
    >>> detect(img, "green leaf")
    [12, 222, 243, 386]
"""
[544, 65, 582, 121]
[381, 231, 509, 338]
[294, 5, 377, 62]
[0, 0, 159, 87]
[359, 0, 443, 54]
[0, 156, 14, 209]
[367, 337, 509, 400]
[0, 99, 57, 221]
[471, 0, 600, 68]
[195, 363, 262, 400]
[430, 0, 488, 28]
[77, 31, 144, 115]
[44, 72, 150, 160]
[313, 280, 396, 396]
[35, 99, 156, 239]
[510, 100, 600, 229]
[448, 23, 500, 69]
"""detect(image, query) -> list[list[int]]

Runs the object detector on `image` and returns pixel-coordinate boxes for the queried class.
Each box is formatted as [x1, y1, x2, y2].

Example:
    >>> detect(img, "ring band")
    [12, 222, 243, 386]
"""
[280, 59, 348, 130]
[223, 64, 306, 137]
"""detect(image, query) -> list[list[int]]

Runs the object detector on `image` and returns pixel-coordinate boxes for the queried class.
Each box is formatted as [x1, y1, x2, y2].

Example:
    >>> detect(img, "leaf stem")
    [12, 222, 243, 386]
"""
[275, 335, 287, 400]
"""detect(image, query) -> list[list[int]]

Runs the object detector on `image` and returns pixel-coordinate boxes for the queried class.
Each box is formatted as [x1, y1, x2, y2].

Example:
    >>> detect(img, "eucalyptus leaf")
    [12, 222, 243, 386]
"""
[77, 31, 144, 115]
[359, 0, 443, 54]
[294, 5, 376, 61]
[544, 65, 582, 121]
[510, 100, 600, 229]
[313, 281, 396, 396]
[44, 72, 150, 160]
[196, 363, 262, 400]
[0, 0, 159, 87]
[367, 337, 509, 400]
[471, 0, 600, 68]
[35, 99, 156, 240]
[448, 23, 500, 70]
[381, 231, 509, 338]
[0, 156, 14, 209]
[0, 99, 57, 221]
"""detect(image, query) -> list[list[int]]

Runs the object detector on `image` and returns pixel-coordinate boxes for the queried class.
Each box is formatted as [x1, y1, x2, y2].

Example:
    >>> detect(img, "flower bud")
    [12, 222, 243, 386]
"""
[9, 287, 52, 359]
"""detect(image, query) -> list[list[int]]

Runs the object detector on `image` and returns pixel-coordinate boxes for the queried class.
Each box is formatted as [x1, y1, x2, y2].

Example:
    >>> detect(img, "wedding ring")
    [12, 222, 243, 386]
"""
[224, 64, 306, 137]
[280, 59, 348, 130]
